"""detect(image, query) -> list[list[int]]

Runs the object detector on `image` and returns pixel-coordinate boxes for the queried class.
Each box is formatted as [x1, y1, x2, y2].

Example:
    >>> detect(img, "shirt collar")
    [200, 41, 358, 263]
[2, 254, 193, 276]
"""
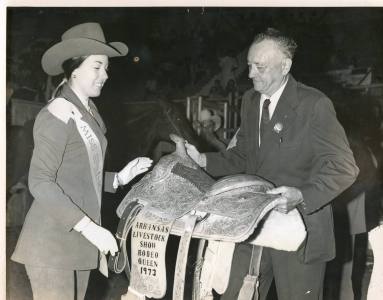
[260, 77, 289, 104]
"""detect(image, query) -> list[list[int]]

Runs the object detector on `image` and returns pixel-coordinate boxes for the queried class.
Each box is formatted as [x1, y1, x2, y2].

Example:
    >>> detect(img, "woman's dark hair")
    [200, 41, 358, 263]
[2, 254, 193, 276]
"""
[62, 56, 88, 79]
[51, 56, 88, 98]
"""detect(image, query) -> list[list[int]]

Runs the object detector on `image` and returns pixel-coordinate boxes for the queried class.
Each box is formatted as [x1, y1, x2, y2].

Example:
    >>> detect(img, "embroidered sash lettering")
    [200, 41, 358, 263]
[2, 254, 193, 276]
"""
[72, 110, 103, 207]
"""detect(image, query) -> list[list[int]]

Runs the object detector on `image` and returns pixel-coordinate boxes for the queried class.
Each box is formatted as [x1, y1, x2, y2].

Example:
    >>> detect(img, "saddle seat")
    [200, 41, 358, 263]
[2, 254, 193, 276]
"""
[114, 134, 306, 299]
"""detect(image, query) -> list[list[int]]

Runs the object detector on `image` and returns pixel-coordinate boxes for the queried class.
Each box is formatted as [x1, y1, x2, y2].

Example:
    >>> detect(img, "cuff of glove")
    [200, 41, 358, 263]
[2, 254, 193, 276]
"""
[113, 174, 120, 189]
[114, 172, 128, 188]
[73, 216, 92, 233]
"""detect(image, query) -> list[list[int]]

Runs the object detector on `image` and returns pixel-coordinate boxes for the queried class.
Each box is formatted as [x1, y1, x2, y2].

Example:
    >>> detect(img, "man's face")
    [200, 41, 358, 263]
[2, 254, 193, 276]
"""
[247, 40, 291, 96]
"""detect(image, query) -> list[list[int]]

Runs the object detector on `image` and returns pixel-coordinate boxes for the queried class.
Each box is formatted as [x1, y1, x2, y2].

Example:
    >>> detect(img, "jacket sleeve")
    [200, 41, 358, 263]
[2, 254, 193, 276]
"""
[299, 97, 359, 214]
[205, 128, 247, 177]
[28, 109, 87, 231]
[205, 91, 252, 177]
[104, 172, 117, 193]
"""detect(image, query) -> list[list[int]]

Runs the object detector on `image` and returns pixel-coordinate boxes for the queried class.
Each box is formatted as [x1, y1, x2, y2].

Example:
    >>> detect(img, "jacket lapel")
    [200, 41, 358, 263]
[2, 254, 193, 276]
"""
[250, 90, 261, 146]
[88, 99, 107, 134]
[60, 85, 108, 155]
[256, 76, 300, 169]
[244, 90, 261, 167]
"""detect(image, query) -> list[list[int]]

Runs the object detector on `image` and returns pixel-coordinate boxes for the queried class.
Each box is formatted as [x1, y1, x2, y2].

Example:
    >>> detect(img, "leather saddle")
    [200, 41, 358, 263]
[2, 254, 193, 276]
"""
[112, 134, 306, 299]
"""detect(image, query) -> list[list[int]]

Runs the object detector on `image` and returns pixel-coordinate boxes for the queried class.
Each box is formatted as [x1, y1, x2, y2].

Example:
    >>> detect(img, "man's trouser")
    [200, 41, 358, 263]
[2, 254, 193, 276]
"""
[25, 265, 91, 300]
[221, 243, 326, 300]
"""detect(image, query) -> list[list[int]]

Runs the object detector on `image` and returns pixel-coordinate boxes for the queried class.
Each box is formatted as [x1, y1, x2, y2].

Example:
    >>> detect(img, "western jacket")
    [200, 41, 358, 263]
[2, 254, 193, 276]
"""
[12, 84, 117, 270]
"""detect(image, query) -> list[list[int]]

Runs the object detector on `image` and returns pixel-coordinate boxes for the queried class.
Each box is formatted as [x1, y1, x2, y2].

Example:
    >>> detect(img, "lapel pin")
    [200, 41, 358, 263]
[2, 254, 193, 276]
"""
[273, 122, 283, 134]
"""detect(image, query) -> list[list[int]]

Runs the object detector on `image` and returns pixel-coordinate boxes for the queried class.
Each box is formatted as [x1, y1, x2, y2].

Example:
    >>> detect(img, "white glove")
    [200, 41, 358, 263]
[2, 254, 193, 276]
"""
[185, 142, 207, 167]
[80, 221, 118, 256]
[117, 157, 153, 186]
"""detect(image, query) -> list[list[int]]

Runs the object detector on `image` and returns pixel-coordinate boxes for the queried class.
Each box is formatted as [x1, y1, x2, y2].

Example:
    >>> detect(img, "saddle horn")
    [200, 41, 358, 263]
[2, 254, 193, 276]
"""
[169, 133, 188, 158]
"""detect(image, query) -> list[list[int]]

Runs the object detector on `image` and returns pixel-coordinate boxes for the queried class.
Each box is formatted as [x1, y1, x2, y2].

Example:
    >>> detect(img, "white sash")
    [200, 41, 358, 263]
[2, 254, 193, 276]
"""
[49, 97, 107, 275]
[70, 104, 109, 275]
[49, 97, 103, 207]
[71, 105, 103, 207]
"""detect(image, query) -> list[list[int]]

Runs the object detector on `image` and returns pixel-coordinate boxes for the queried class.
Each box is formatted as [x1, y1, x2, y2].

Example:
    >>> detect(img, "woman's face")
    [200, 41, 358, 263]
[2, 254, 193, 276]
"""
[71, 55, 109, 99]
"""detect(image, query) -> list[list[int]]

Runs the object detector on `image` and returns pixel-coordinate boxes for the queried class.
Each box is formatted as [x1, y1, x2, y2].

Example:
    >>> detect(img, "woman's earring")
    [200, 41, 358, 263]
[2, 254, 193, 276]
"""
[72, 74, 76, 79]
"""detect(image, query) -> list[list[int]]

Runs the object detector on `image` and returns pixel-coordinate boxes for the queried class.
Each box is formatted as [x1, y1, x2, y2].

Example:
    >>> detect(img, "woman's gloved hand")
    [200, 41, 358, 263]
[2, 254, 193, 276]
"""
[117, 157, 153, 186]
[79, 221, 118, 256]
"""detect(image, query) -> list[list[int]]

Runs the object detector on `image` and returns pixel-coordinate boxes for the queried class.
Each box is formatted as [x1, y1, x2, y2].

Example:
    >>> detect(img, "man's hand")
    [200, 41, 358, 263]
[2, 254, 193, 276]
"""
[185, 142, 207, 167]
[267, 186, 304, 214]
[9, 181, 28, 194]
[117, 157, 153, 186]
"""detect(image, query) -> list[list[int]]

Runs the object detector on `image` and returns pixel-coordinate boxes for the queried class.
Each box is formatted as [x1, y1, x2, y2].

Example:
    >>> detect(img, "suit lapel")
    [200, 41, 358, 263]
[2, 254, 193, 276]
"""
[245, 90, 261, 167]
[251, 90, 261, 146]
[88, 99, 107, 134]
[60, 85, 108, 155]
[256, 76, 300, 169]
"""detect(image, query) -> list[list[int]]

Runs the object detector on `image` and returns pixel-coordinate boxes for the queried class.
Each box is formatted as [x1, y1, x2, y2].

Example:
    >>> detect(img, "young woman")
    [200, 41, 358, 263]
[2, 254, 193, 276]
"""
[11, 22, 153, 299]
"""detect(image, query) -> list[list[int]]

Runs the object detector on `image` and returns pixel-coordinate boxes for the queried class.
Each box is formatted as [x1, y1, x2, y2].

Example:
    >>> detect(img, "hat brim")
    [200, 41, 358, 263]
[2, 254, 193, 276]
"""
[42, 38, 129, 76]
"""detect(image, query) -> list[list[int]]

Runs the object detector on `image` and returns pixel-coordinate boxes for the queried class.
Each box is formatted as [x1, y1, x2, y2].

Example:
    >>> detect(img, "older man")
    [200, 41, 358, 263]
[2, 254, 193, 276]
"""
[186, 28, 359, 300]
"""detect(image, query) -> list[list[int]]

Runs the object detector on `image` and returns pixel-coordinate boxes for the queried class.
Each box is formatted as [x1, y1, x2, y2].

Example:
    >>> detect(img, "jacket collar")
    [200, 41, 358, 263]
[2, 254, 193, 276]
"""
[59, 83, 107, 134]
[255, 74, 300, 168]
[270, 74, 300, 128]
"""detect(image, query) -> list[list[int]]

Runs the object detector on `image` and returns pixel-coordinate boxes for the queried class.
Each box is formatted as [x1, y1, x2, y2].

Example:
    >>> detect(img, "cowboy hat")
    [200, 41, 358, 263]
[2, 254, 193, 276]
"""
[42, 22, 129, 76]
[199, 108, 222, 132]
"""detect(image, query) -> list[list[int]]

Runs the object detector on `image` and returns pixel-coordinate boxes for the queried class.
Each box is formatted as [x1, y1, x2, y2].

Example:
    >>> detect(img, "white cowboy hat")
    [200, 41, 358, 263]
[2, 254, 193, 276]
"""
[41, 22, 129, 76]
[199, 108, 222, 132]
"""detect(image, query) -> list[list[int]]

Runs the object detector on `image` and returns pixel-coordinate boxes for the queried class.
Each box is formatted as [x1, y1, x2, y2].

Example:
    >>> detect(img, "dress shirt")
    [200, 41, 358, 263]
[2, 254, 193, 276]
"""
[258, 78, 289, 146]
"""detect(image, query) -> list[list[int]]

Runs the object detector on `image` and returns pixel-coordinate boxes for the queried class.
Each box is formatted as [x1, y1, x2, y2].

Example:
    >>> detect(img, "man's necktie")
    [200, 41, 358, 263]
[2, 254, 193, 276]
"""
[260, 99, 271, 145]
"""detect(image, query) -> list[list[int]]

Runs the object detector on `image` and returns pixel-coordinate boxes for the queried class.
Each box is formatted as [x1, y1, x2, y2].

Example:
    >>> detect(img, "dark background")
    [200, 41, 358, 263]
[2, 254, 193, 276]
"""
[6, 7, 383, 300]
[6, 7, 383, 101]
[7, 7, 383, 164]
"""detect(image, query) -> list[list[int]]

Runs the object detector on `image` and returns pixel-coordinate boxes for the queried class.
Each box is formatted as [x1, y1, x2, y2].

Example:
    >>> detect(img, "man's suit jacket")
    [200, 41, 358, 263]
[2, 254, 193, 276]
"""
[12, 84, 117, 270]
[333, 129, 381, 235]
[206, 75, 359, 263]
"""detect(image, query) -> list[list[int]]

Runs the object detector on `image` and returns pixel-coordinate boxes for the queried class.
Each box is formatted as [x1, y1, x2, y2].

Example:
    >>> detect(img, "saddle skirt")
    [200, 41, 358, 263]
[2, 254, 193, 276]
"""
[117, 134, 306, 249]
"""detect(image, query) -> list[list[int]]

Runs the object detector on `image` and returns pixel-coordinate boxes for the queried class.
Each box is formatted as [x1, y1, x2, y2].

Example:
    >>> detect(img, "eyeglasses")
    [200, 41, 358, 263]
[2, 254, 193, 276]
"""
[248, 63, 268, 74]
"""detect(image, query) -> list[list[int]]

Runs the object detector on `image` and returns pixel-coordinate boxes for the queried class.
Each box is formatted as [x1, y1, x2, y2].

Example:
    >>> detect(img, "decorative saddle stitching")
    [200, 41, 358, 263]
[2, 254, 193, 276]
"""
[112, 134, 307, 299]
